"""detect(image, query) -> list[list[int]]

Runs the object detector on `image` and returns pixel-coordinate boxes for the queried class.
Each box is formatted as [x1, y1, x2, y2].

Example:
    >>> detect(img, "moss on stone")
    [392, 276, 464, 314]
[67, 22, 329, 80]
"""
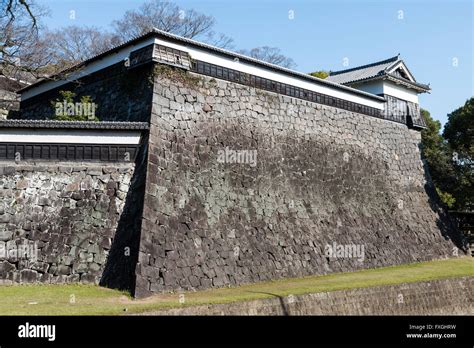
[152, 63, 202, 90]
[255, 88, 279, 104]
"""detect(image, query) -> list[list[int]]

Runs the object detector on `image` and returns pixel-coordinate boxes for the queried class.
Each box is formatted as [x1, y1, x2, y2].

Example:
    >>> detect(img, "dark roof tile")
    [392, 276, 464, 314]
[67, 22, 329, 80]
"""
[327, 55, 430, 92]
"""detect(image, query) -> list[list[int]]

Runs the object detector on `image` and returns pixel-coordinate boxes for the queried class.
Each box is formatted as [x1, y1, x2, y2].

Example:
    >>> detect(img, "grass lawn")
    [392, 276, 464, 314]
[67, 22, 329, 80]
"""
[0, 257, 472, 315]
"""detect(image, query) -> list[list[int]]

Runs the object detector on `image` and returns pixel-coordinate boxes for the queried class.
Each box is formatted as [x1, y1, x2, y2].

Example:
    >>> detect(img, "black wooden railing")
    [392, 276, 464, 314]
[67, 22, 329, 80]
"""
[0, 142, 139, 162]
[191, 60, 385, 120]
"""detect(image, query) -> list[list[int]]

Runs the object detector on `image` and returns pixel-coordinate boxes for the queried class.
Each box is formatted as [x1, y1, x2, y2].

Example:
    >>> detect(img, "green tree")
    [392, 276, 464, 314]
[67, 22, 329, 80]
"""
[421, 101, 474, 211]
[421, 109, 457, 208]
[309, 70, 329, 79]
[443, 98, 474, 210]
[444, 98, 474, 161]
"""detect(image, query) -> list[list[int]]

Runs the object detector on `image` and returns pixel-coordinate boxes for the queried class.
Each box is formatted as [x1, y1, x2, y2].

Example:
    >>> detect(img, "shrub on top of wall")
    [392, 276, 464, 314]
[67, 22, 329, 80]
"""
[51, 90, 99, 121]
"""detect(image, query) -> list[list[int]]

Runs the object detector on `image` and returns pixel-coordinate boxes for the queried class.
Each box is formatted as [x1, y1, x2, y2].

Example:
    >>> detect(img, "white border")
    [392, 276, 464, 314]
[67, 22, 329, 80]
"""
[0, 129, 142, 145]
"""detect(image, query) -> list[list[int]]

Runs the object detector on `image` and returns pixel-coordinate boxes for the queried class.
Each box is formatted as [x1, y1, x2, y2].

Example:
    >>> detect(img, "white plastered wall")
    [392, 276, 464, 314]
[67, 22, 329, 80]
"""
[382, 81, 419, 104]
[0, 129, 142, 144]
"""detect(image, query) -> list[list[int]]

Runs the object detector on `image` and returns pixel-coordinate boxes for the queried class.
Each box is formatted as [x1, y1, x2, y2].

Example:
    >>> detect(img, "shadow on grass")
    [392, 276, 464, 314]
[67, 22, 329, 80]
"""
[246, 291, 291, 315]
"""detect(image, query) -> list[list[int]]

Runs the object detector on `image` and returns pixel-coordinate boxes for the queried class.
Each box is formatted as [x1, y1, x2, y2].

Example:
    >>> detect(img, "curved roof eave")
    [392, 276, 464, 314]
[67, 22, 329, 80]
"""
[347, 75, 430, 93]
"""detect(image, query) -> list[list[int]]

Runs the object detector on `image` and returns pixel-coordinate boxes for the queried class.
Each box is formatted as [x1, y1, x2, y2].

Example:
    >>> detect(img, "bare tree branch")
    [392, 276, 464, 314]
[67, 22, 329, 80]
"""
[1, 0, 48, 82]
[112, 0, 234, 49]
[40, 26, 120, 64]
[204, 31, 234, 50]
[238, 46, 296, 69]
[18, 0, 36, 26]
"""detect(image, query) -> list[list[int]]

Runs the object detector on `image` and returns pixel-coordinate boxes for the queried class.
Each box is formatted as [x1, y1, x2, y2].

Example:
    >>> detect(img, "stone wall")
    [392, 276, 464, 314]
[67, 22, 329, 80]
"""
[144, 276, 474, 315]
[2, 62, 465, 297]
[18, 63, 153, 122]
[134, 69, 463, 296]
[0, 76, 24, 120]
[0, 162, 134, 284]
[0, 89, 20, 120]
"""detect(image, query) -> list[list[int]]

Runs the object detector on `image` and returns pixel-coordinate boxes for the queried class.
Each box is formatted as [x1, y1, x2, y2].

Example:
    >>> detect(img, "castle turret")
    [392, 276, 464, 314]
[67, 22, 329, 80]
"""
[327, 55, 431, 129]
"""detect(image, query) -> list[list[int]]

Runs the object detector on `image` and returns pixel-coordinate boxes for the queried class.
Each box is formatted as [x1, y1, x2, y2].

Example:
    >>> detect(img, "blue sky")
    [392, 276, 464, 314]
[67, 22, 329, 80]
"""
[38, 0, 473, 127]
